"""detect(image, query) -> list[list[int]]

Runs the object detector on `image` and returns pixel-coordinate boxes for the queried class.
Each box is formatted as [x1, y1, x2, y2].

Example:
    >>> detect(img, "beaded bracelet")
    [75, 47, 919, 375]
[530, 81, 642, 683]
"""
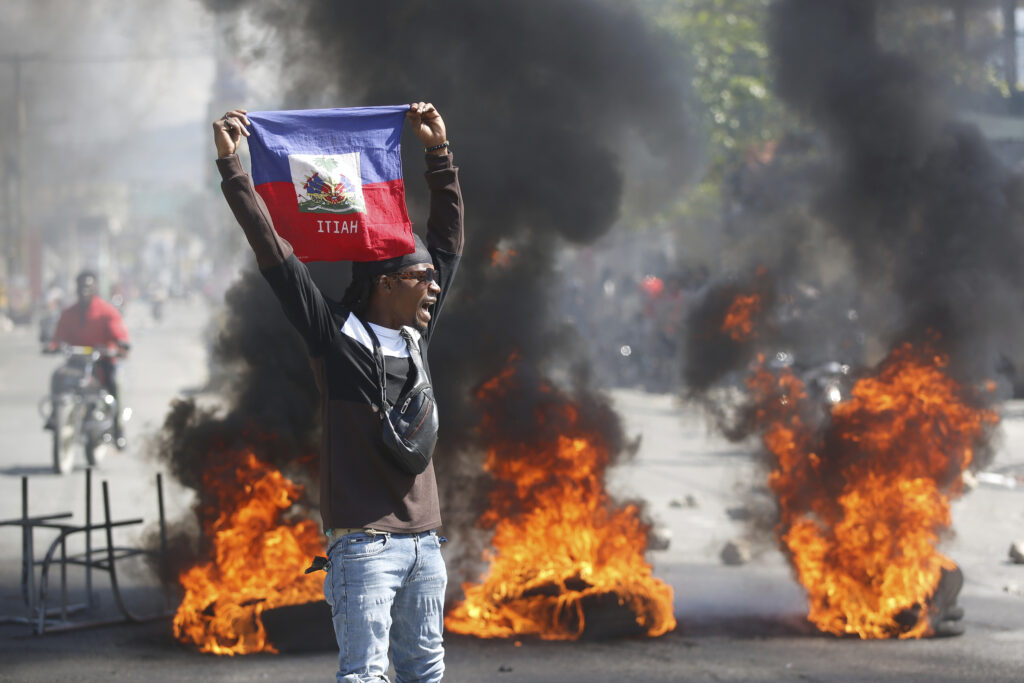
[425, 141, 450, 153]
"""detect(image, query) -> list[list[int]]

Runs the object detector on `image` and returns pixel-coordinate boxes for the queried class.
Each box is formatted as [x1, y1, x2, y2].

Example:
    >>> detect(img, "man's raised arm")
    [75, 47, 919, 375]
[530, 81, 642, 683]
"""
[213, 109, 294, 270]
[407, 103, 463, 256]
[212, 109, 336, 357]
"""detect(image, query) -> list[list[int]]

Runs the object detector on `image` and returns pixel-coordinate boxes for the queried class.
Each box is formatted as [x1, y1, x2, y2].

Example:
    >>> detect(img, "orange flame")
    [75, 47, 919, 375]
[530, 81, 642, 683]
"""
[172, 452, 324, 654]
[445, 362, 676, 639]
[490, 245, 518, 267]
[722, 294, 761, 341]
[749, 343, 997, 638]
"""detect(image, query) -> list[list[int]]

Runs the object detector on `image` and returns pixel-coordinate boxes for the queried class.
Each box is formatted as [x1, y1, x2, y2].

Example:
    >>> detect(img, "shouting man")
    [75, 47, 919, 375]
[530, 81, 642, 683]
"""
[214, 102, 463, 682]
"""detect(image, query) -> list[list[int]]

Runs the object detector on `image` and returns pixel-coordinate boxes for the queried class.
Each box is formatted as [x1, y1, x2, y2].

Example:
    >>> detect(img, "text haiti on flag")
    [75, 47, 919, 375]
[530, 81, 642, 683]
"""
[247, 106, 415, 262]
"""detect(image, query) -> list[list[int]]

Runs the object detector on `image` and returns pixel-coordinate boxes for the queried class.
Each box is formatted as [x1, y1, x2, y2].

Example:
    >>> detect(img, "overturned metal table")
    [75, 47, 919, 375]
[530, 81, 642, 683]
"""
[0, 468, 173, 634]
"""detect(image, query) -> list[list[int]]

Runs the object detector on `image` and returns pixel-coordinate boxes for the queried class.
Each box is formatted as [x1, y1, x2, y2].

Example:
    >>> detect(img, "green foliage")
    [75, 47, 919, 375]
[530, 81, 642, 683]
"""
[651, 0, 786, 180]
[633, 0, 789, 258]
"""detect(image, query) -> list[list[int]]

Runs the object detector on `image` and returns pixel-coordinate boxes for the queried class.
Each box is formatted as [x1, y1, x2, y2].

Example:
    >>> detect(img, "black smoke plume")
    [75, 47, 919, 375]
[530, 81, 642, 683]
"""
[159, 0, 696, 592]
[682, 270, 777, 393]
[678, 0, 1018, 592]
[769, 0, 1024, 385]
[150, 269, 320, 581]
[256, 0, 697, 447]
[686, 0, 1024, 405]
[677, 4, 1017, 636]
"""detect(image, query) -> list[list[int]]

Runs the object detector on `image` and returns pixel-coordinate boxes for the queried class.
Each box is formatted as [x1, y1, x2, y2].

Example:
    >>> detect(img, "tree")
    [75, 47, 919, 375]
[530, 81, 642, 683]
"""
[652, 0, 785, 179]
[643, 0, 1011, 267]
[639, 0, 789, 264]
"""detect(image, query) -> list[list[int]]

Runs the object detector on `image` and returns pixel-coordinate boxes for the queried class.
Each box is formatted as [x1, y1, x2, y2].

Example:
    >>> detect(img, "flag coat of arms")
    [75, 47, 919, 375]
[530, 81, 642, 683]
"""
[247, 105, 414, 262]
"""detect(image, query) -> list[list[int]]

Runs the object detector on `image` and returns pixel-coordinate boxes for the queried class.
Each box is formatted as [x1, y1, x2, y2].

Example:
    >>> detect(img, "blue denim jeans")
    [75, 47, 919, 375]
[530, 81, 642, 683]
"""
[323, 530, 447, 682]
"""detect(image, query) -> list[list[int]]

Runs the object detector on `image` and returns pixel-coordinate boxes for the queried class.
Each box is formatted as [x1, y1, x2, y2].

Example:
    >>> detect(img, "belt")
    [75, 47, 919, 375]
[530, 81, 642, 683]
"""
[326, 527, 385, 544]
[307, 527, 392, 574]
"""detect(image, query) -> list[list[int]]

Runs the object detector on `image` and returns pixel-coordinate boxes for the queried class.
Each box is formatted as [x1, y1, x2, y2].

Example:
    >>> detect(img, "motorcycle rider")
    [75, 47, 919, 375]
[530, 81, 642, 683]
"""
[48, 270, 131, 449]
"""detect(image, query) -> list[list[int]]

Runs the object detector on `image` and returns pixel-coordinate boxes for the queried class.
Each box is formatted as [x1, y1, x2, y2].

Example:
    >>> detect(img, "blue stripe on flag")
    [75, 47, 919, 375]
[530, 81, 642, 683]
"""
[247, 105, 410, 186]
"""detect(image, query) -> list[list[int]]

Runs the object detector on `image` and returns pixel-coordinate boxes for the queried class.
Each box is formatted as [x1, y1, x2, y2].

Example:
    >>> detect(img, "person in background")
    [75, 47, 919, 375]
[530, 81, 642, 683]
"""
[50, 270, 131, 449]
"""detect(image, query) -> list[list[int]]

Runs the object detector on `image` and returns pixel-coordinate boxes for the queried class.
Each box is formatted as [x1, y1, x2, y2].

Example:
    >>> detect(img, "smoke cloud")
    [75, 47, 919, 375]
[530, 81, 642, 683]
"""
[159, 0, 698, 589]
[770, 0, 1024, 383]
[672, 7, 1016, 634]
[151, 269, 320, 578]
[686, 0, 1024, 401]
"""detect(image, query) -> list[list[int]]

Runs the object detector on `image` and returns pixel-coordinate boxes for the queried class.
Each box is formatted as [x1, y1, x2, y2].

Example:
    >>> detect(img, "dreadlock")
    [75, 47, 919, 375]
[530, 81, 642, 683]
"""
[341, 276, 376, 317]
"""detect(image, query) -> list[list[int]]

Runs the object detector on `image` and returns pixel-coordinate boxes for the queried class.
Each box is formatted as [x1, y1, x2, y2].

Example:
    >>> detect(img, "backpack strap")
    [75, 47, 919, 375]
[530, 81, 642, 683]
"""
[356, 316, 389, 414]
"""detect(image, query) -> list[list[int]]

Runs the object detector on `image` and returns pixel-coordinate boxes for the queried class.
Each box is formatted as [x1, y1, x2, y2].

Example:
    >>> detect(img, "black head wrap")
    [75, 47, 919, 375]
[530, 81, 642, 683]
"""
[351, 232, 432, 280]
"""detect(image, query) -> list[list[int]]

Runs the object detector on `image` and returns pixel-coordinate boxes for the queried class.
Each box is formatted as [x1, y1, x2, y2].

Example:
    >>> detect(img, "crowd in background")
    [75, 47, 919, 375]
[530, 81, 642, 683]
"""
[557, 236, 710, 394]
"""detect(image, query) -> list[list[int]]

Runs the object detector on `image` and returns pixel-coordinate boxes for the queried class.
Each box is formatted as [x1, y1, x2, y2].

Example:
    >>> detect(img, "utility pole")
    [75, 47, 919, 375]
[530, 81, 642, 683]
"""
[1004, 0, 1019, 92]
[1, 54, 28, 318]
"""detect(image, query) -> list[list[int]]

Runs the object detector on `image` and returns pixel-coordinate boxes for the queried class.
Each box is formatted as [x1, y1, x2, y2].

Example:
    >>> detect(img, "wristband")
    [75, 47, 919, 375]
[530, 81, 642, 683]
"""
[425, 141, 450, 153]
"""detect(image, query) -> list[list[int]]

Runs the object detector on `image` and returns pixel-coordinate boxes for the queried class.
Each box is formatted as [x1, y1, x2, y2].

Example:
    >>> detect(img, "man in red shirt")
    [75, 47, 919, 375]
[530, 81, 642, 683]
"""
[50, 270, 131, 448]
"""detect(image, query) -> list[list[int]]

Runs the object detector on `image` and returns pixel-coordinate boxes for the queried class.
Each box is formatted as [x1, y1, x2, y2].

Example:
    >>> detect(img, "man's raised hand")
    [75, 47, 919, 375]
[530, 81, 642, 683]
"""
[407, 102, 447, 154]
[213, 109, 251, 158]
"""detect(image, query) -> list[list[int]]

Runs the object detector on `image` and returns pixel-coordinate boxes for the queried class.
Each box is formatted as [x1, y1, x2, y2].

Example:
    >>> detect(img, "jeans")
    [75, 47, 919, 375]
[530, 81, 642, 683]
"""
[323, 530, 447, 683]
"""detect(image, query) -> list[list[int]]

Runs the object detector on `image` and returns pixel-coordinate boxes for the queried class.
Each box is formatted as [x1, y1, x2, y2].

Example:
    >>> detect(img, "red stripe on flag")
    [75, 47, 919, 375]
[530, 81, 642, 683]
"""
[255, 179, 414, 262]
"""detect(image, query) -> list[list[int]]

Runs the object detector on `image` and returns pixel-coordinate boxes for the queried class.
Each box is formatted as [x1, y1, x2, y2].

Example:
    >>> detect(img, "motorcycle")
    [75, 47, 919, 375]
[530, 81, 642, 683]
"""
[40, 345, 131, 474]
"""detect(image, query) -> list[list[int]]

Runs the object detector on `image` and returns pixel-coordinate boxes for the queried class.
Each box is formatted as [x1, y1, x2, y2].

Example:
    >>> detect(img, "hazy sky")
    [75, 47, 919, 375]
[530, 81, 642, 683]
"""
[0, 0, 218, 188]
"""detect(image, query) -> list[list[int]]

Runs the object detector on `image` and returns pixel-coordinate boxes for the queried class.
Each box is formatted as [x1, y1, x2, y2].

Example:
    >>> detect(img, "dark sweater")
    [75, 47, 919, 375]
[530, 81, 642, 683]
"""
[217, 152, 463, 533]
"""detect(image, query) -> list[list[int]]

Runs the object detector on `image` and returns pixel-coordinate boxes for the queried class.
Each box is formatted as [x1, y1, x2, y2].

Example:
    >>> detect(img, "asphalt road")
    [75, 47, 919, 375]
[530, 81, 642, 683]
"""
[0, 299, 209, 635]
[1, 300, 1023, 681]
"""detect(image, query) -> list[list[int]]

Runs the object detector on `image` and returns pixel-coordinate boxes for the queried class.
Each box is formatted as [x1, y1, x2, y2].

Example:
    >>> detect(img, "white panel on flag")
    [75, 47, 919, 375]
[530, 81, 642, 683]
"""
[288, 152, 366, 215]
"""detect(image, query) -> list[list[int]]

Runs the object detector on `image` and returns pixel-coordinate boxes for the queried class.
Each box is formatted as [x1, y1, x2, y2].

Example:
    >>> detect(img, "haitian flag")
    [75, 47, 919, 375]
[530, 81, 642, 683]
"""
[247, 105, 414, 262]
